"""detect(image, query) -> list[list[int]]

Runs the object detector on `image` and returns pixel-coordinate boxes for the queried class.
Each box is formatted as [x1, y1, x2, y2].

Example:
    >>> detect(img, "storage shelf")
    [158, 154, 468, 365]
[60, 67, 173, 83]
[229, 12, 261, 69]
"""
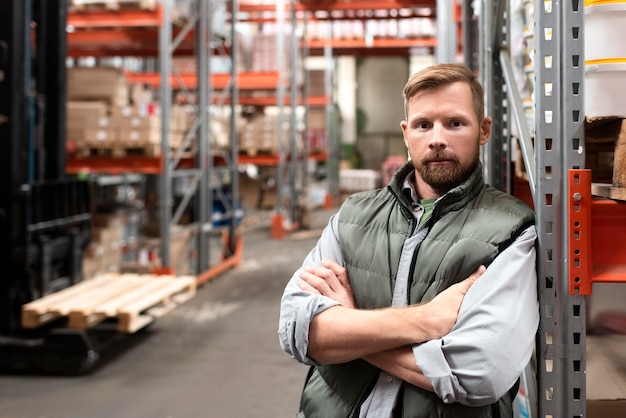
[305, 37, 436, 54]
[240, 0, 436, 17]
[235, 95, 329, 107]
[66, 2, 437, 57]
[68, 28, 196, 57]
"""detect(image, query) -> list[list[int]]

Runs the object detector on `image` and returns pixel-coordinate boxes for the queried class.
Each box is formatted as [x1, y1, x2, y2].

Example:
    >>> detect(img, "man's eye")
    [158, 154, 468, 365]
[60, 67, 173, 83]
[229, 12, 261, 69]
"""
[418, 122, 429, 129]
[451, 120, 463, 127]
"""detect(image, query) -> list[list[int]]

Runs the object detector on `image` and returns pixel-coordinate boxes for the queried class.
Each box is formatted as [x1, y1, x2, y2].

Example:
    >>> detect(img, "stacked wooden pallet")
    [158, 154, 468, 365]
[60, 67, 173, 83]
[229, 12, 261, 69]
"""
[22, 273, 196, 334]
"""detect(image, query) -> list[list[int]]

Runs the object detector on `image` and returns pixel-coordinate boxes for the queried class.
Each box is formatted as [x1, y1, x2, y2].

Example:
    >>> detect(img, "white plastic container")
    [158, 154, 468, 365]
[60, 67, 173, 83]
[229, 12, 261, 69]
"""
[585, 62, 626, 118]
[584, 1, 626, 62]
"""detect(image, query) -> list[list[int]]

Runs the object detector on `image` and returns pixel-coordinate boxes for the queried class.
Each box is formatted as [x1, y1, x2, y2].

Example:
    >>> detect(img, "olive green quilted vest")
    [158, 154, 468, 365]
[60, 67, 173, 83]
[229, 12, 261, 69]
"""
[298, 162, 535, 418]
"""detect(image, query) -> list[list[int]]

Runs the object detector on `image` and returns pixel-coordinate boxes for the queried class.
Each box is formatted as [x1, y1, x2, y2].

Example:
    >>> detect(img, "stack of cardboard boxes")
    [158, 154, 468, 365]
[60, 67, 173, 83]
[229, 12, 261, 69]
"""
[66, 67, 193, 156]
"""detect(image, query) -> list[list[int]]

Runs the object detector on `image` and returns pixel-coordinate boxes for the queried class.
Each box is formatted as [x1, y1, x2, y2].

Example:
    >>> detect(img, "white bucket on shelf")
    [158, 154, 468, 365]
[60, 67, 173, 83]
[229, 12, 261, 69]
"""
[584, 1, 626, 61]
[585, 61, 626, 118]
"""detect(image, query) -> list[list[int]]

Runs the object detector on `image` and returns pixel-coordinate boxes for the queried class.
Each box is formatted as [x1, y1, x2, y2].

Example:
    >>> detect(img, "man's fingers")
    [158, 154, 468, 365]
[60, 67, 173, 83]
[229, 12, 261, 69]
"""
[304, 265, 342, 291]
[321, 260, 351, 289]
[298, 279, 320, 294]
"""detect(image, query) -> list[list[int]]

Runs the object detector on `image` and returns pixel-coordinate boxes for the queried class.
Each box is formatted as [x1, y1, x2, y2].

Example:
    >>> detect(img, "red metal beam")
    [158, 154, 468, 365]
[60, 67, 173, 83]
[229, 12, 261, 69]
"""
[125, 71, 281, 90]
[68, 5, 163, 28]
[568, 169, 626, 294]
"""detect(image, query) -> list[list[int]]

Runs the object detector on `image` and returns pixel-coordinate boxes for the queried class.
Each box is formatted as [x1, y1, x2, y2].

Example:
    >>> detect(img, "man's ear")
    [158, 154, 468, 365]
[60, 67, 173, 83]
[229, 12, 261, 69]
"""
[480, 116, 492, 145]
[401, 120, 409, 148]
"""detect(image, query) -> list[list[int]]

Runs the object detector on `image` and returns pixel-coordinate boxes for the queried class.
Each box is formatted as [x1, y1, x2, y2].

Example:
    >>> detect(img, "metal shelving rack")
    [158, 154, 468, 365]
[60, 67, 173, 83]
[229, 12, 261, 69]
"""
[65, 0, 243, 282]
[158, 0, 242, 282]
[482, 0, 587, 416]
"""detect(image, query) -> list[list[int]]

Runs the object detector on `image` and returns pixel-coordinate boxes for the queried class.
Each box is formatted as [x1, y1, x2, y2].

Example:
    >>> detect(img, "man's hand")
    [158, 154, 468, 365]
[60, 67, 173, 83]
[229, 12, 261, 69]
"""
[420, 265, 486, 340]
[298, 259, 357, 308]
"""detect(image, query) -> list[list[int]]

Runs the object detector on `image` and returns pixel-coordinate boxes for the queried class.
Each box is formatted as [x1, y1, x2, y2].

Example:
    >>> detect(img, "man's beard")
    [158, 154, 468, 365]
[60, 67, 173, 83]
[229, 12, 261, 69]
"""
[414, 151, 477, 193]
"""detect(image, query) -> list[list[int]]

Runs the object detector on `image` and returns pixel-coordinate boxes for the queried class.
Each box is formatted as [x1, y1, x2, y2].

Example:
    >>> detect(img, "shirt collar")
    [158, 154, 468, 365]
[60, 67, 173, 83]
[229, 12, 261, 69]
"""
[402, 171, 420, 208]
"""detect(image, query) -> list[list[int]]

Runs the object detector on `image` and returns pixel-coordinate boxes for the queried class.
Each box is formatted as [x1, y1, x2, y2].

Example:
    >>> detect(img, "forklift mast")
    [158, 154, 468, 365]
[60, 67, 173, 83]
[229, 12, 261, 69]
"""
[0, 0, 92, 351]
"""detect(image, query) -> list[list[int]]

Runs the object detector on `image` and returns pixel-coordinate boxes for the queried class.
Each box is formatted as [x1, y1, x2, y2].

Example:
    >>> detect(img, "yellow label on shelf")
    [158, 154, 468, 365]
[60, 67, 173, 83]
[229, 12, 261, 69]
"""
[585, 58, 626, 65]
[585, 0, 626, 6]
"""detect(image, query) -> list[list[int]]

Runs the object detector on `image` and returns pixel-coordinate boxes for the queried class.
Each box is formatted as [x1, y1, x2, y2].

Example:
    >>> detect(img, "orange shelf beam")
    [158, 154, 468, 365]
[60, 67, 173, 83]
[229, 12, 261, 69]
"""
[66, 154, 195, 175]
[305, 37, 437, 50]
[68, 5, 163, 28]
[125, 71, 281, 90]
[67, 151, 327, 174]
[568, 169, 626, 295]
[234, 95, 328, 107]
[67, 155, 165, 175]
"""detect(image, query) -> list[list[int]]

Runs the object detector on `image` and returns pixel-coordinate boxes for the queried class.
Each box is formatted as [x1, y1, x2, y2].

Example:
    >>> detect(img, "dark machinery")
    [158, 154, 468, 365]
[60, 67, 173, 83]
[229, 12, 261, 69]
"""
[0, 0, 97, 373]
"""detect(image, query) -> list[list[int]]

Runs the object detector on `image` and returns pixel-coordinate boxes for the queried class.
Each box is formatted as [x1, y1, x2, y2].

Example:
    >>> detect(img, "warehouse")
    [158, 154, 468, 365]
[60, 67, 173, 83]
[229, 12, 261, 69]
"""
[0, 0, 625, 417]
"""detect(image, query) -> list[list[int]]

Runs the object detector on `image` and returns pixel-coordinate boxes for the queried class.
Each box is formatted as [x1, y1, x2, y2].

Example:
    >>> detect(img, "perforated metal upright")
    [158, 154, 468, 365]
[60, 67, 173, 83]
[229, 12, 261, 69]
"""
[481, 0, 587, 416]
[534, 0, 586, 416]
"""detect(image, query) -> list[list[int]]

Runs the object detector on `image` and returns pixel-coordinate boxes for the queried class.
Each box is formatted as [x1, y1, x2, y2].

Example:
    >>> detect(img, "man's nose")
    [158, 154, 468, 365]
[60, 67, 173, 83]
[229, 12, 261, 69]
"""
[428, 124, 447, 149]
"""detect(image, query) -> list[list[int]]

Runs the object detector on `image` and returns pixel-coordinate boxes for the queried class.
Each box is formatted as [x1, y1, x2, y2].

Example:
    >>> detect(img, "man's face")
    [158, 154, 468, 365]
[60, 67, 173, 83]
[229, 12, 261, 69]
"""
[400, 81, 491, 198]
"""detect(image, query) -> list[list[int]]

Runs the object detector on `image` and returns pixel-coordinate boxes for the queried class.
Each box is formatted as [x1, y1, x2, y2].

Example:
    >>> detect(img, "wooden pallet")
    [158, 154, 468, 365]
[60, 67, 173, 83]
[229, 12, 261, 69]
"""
[22, 273, 196, 333]
[75, 144, 162, 158]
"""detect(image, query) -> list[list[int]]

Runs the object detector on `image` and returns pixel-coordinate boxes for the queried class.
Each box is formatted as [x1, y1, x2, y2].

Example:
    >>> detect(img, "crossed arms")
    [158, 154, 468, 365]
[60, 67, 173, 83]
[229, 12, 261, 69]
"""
[300, 260, 485, 391]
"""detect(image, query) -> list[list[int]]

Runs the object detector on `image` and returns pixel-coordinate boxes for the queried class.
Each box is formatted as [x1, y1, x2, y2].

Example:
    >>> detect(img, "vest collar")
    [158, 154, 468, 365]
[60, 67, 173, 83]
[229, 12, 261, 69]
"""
[389, 160, 485, 220]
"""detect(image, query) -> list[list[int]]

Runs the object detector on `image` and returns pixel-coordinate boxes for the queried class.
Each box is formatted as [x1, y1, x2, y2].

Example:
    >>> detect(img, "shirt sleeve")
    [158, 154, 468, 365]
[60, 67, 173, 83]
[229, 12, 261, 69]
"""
[412, 226, 539, 406]
[278, 213, 344, 365]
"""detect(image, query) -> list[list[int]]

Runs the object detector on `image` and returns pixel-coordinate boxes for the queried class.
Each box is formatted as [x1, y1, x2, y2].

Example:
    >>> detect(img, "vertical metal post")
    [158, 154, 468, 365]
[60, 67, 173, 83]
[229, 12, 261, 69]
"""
[301, 14, 310, 197]
[197, 0, 210, 273]
[491, 0, 508, 192]
[436, 0, 456, 63]
[289, 0, 299, 224]
[275, 0, 286, 226]
[535, 0, 563, 415]
[324, 26, 338, 201]
[159, 0, 173, 267]
[229, 0, 239, 252]
[560, 0, 586, 415]
[462, 0, 476, 70]
[479, 0, 494, 184]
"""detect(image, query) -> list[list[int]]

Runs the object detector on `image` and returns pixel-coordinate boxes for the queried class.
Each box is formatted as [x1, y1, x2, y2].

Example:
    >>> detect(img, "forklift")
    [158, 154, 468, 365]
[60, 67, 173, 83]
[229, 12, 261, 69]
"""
[0, 0, 100, 374]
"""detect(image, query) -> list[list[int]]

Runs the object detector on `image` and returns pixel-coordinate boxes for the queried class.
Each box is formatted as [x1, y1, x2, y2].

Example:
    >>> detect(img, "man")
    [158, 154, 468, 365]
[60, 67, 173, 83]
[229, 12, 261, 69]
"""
[278, 63, 539, 418]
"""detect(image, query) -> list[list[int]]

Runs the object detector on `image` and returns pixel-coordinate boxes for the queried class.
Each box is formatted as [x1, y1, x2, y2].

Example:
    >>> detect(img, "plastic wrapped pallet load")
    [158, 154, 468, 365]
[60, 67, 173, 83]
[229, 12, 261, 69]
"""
[584, 0, 626, 118]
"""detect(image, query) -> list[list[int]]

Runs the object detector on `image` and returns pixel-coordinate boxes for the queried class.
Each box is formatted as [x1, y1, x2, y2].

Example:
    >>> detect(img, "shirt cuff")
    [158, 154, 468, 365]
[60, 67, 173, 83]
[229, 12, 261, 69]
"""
[412, 340, 465, 404]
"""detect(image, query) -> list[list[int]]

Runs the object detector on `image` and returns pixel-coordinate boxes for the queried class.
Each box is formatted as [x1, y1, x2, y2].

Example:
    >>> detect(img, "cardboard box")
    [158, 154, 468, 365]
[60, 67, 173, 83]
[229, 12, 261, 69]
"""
[587, 334, 626, 418]
[585, 117, 625, 184]
[68, 67, 129, 107]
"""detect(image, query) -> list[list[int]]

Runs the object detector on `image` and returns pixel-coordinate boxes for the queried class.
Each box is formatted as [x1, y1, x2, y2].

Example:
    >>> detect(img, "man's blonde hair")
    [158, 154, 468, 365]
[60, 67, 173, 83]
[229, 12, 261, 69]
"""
[403, 63, 485, 122]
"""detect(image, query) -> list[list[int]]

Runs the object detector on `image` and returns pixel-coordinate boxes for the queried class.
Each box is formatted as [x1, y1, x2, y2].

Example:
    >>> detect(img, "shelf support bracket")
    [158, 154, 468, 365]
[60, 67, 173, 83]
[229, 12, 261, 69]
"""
[568, 169, 592, 295]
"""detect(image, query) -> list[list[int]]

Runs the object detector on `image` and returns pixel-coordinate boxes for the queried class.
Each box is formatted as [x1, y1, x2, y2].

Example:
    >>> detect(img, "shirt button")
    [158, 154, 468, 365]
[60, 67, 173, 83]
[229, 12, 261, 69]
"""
[386, 375, 394, 383]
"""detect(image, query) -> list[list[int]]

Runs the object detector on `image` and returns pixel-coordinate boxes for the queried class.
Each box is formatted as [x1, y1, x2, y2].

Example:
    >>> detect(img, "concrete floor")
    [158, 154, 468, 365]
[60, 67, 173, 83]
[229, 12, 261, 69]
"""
[0, 208, 337, 418]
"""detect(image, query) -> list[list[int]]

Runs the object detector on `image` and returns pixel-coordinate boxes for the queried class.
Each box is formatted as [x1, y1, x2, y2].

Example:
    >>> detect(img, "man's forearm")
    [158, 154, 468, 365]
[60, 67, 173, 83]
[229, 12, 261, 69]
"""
[307, 304, 434, 364]
[364, 346, 434, 391]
